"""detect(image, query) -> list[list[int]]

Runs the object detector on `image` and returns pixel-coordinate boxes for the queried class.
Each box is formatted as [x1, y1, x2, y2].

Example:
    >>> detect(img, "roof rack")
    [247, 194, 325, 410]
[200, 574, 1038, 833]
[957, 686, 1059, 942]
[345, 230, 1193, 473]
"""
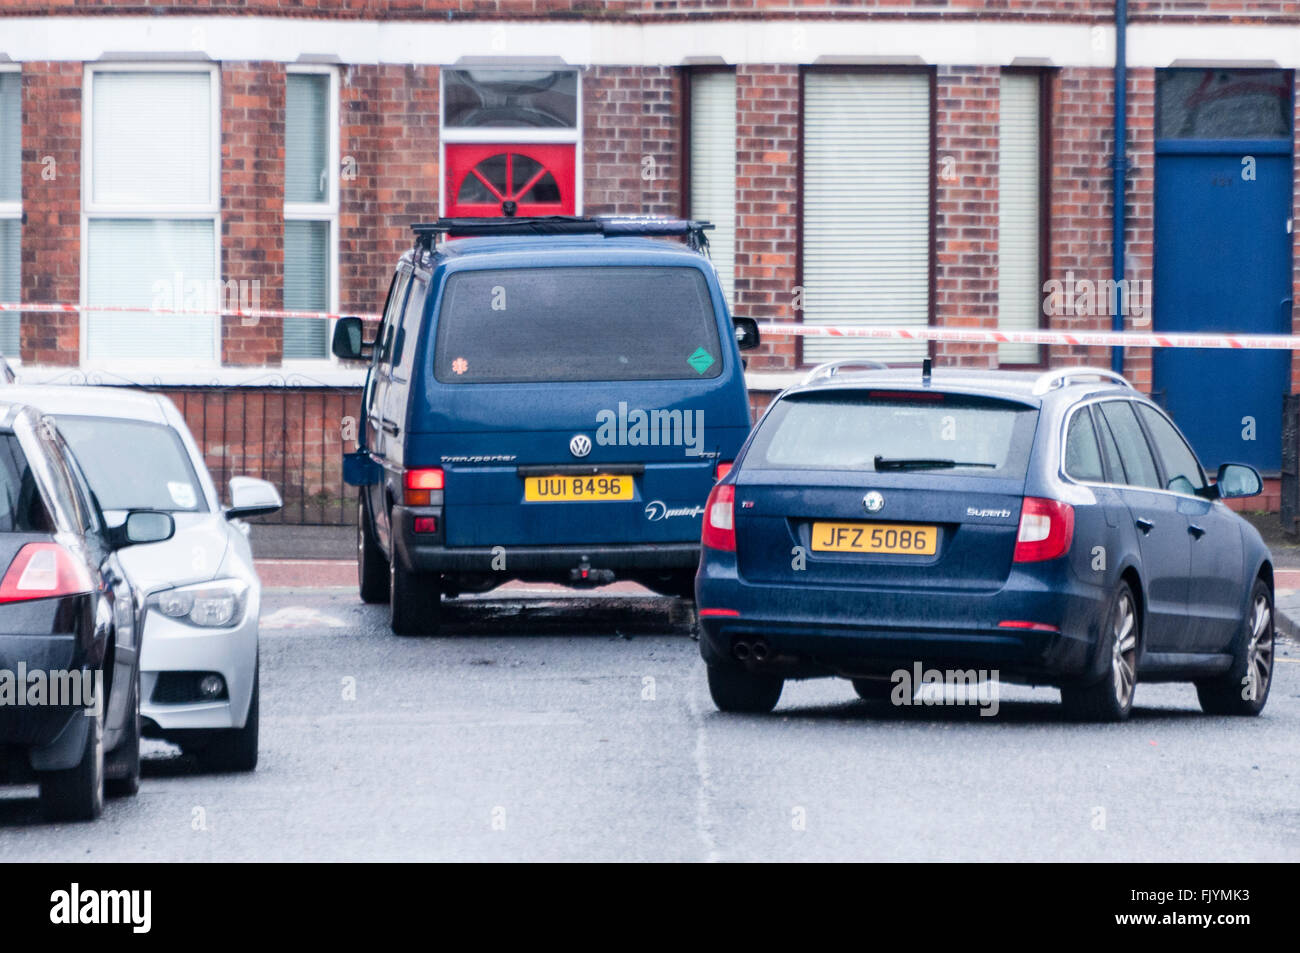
[1031, 367, 1133, 396]
[412, 216, 715, 253]
[801, 359, 891, 385]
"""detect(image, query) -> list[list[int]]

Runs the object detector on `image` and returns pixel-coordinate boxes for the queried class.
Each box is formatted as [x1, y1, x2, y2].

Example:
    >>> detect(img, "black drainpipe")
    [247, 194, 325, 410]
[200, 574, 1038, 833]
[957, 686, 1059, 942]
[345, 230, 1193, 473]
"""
[1112, 0, 1128, 375]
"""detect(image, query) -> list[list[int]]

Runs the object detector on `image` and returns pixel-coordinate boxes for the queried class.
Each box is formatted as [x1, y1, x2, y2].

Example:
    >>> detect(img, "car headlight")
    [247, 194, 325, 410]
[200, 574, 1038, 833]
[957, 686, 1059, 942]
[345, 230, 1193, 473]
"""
[149, 579, 249, 628]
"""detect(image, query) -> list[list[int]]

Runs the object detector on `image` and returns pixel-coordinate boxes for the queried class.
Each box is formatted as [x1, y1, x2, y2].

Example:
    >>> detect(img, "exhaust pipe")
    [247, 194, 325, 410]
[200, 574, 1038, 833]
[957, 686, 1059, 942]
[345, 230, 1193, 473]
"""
[732, 641, 752, 661]
[751, 640, 770, 662]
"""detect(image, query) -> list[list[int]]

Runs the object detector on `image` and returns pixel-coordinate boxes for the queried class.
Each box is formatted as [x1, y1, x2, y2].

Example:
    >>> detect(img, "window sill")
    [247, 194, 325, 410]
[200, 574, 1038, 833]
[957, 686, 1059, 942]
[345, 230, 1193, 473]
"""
[14, 365, 368, 389]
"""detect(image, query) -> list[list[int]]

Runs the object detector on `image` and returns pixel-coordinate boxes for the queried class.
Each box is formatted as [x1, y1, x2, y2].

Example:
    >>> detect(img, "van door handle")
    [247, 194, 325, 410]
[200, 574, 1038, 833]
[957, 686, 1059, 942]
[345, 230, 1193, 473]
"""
[381, 418, 400, 436]
[1188, 523, 1206, 539]
[1135, 518, 1154, 534]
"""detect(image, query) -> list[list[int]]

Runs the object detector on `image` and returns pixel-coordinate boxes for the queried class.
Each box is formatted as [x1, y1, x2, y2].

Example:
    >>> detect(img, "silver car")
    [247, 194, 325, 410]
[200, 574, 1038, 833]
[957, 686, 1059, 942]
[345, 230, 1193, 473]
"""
[4, 385, 281, 771]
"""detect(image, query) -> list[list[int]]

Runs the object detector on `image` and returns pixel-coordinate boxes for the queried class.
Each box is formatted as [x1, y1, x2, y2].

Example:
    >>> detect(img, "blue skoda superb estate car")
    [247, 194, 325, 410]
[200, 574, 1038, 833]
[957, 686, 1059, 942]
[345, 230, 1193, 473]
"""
[696, 364, 1274, 722]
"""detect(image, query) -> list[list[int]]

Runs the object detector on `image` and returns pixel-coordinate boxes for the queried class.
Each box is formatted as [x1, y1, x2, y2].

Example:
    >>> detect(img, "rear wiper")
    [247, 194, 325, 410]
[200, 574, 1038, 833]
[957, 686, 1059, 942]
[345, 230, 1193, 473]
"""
[873, 456, 997, 471]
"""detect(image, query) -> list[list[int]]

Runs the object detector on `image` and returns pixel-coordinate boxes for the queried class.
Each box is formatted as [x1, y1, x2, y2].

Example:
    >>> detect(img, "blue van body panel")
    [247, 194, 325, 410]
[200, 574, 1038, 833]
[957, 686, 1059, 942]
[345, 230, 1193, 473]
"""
[366, 233, 752, 588]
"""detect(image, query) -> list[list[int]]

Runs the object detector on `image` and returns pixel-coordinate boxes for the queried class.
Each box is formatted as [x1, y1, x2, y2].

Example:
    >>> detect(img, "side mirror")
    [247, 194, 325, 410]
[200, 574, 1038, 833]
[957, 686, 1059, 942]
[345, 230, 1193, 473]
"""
[1212, 462, 1262, 500]
[733, 317, 760, 352]
[109, 510, 175, 549]
[227, 476, 283, 520]
[331, 316, 373, 361]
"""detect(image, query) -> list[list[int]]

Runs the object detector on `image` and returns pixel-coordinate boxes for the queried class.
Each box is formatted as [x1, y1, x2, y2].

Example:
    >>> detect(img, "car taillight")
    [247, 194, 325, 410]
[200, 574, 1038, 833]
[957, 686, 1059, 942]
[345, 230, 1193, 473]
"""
[714, 461, 733, 481]
[0, 543, 94, 604]
[701, 483, 735, 552]
[404, 467, 444, 506]
[1013, 497, 1074, 562]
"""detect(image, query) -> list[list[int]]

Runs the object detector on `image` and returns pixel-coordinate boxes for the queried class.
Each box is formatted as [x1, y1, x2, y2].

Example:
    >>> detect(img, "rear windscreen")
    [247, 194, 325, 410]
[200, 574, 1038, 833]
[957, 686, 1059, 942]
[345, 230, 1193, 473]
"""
[433, 266, 723, 383]
[0, 434, 53, 533]
[746, 393, 1039, 478]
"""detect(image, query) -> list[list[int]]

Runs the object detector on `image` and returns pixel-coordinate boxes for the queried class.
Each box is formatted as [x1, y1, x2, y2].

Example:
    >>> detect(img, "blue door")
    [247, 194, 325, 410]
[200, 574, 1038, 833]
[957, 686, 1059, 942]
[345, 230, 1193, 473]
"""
[1154, 141, 1292, 472]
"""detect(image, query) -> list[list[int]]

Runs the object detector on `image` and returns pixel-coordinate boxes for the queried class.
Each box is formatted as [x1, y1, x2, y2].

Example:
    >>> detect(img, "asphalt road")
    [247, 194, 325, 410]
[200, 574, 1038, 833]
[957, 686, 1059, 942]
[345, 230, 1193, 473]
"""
[2, 587, 1298, 862]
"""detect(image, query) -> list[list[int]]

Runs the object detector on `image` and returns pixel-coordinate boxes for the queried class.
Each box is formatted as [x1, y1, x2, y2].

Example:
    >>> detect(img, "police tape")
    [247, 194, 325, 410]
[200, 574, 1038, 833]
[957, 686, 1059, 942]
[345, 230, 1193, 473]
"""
[756, 323, 1300, 351]
[0, 301, 384, 323]
[1, 301, 1297, 350]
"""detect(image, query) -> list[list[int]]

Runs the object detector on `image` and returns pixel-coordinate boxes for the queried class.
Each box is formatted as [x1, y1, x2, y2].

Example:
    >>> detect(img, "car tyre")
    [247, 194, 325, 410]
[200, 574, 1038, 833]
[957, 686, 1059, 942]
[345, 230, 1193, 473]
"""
[358, 494, 390, 604]
[1060, 581, 1138, 723]
[1196, 578, 1273, 717]
[706, 663, 783, 714]
[198, 664, 259, 773]
[391, 560, 442, 636]
[105, 674, 141, 798]
[39, 699, 105, 822]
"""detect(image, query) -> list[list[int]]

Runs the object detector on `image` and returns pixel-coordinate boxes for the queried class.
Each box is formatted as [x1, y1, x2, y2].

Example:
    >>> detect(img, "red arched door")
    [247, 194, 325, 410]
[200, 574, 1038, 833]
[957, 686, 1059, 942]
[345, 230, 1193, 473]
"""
[444, 144, 576, 217]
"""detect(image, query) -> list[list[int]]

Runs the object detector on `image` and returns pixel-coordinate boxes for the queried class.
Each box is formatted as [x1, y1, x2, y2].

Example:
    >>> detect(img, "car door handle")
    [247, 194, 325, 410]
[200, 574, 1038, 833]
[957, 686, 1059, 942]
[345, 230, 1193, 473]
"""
[1135, 518, 1154, 534]
[1188, 523, 1206, 539]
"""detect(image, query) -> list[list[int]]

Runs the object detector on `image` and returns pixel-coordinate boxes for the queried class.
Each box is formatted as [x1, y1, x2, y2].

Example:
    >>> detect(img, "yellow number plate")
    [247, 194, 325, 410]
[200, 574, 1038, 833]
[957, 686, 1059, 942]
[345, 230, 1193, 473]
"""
[810, 522, 938, 555]
[524, 474, 634, 502]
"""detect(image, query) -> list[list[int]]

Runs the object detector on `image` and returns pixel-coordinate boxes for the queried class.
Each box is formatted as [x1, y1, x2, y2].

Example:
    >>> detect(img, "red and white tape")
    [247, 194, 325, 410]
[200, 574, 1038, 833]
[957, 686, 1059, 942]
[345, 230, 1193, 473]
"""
[0, 302, 383, 323]
[756, 323, 1300, 351]
[0, 302, 1296, 350]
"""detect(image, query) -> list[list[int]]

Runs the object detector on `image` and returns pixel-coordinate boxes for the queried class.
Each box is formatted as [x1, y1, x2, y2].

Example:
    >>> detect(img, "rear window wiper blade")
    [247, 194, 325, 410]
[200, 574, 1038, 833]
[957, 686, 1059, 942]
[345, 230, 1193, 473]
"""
[873, 456, 997, 471]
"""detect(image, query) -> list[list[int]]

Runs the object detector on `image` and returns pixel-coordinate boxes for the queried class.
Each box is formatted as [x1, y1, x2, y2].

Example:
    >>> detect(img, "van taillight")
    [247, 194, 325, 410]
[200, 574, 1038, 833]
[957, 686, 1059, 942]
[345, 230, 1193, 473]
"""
[404, 467, 444, 506]
[0, 543, 93, 603]
[1013, 498, 1074, 562]
[714, 461, 733, 481]
[701, 483, 736, 552]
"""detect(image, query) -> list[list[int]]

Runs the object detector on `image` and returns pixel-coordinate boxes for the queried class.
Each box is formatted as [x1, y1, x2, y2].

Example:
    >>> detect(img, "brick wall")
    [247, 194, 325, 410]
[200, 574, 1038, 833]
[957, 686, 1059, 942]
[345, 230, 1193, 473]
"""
[934, 65, 1000, 368]
[6, 1, 1300, 22]
[19, 62, 81, 366]
[734, 64, 799, 373]
[222, 62, 285, 366]
[339, 64, 440, 316]
[582, 66, 682, 216]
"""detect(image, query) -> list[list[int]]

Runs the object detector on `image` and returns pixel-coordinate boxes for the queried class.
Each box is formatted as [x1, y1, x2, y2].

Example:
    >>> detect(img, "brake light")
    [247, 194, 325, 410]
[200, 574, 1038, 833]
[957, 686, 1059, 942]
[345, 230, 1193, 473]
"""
[714, 461, 733, 481]
[701, 483, 736, 552]
[404, 468, 444, 505]
[0, 543, 94, 604]
[1013, 497, 1074, 562]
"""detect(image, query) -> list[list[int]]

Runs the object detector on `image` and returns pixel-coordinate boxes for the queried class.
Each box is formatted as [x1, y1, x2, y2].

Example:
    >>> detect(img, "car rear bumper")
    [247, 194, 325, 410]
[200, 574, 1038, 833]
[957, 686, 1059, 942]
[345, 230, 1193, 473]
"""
[695, 563, 1111, 683]
[392, 505, 699, 579]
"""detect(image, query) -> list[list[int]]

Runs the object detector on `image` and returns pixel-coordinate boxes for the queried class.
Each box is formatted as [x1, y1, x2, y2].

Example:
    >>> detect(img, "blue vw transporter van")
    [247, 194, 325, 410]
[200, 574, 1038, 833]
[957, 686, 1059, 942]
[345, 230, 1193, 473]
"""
[333, 217, 759, 634]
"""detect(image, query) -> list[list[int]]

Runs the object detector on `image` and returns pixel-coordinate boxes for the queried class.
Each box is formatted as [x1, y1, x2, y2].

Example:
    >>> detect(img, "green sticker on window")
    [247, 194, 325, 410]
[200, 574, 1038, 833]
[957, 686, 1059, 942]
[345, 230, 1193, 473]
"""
[687, 347, 715, 374]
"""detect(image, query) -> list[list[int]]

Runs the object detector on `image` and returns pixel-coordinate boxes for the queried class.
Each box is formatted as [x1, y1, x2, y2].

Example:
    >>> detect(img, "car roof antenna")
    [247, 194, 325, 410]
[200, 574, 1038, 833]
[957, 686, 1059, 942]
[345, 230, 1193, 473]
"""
[921, 357, 932, 387]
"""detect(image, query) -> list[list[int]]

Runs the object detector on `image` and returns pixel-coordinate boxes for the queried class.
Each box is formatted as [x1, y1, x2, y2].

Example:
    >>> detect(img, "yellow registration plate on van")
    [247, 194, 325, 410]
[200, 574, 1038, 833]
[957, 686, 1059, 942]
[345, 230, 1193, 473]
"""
[810, 522, 938, 555]
[524, 474, 634, 502]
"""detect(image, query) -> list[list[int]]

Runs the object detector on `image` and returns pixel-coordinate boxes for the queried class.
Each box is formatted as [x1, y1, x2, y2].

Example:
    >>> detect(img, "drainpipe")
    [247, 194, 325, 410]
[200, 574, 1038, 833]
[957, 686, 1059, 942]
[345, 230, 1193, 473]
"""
[1111, 0, 1128, 375]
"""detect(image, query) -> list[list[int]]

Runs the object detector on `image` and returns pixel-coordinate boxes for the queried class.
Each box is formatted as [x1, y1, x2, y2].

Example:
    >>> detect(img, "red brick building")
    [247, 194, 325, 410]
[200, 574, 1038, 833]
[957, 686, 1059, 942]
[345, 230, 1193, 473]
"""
[0, 1, 1296, 516]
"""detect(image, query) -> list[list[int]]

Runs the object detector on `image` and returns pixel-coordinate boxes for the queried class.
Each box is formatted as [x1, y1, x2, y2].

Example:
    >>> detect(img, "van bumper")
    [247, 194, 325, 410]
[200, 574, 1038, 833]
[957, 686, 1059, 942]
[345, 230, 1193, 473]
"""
[392, 506, 699, 576]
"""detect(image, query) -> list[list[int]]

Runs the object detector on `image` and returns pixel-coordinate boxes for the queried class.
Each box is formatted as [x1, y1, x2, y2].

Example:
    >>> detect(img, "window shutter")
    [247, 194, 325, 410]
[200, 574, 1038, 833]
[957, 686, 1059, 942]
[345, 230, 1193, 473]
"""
[801, 72, 931, 363]
[283, 220, 330, 360]
[998, 74, 1042, 364]
[689, 72, 736, 305]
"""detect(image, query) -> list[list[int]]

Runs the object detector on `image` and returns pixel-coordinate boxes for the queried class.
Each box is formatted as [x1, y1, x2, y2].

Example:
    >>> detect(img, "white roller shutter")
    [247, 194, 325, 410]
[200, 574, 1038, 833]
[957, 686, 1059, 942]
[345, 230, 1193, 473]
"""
[998, 73, 1042, 365]
[802, 72, 930, 363]
[689, 71, 736, 305]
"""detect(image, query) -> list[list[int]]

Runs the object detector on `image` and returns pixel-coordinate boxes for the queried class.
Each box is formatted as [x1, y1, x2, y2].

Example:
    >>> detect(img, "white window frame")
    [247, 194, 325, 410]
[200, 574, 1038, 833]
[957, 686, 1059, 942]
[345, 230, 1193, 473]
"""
[0, 64, 22, 364]
[283, 64, 340, 368]
[437, 66, 583, 216]
[81, 62, 222, 369]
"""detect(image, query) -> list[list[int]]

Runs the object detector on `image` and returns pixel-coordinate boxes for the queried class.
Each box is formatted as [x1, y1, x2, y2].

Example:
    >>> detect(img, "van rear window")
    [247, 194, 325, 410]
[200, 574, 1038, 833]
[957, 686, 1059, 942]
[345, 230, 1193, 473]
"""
[433, 266, 723, 383]
[746, 393, 1039, 478]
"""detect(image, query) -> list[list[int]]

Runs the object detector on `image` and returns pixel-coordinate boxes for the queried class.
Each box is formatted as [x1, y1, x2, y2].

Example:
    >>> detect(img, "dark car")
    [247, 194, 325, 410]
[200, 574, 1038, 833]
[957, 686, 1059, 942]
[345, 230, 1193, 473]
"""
[333, 217, 758, 635]
[0, 402, 173, 820]
[696, 364, 1273, 722]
